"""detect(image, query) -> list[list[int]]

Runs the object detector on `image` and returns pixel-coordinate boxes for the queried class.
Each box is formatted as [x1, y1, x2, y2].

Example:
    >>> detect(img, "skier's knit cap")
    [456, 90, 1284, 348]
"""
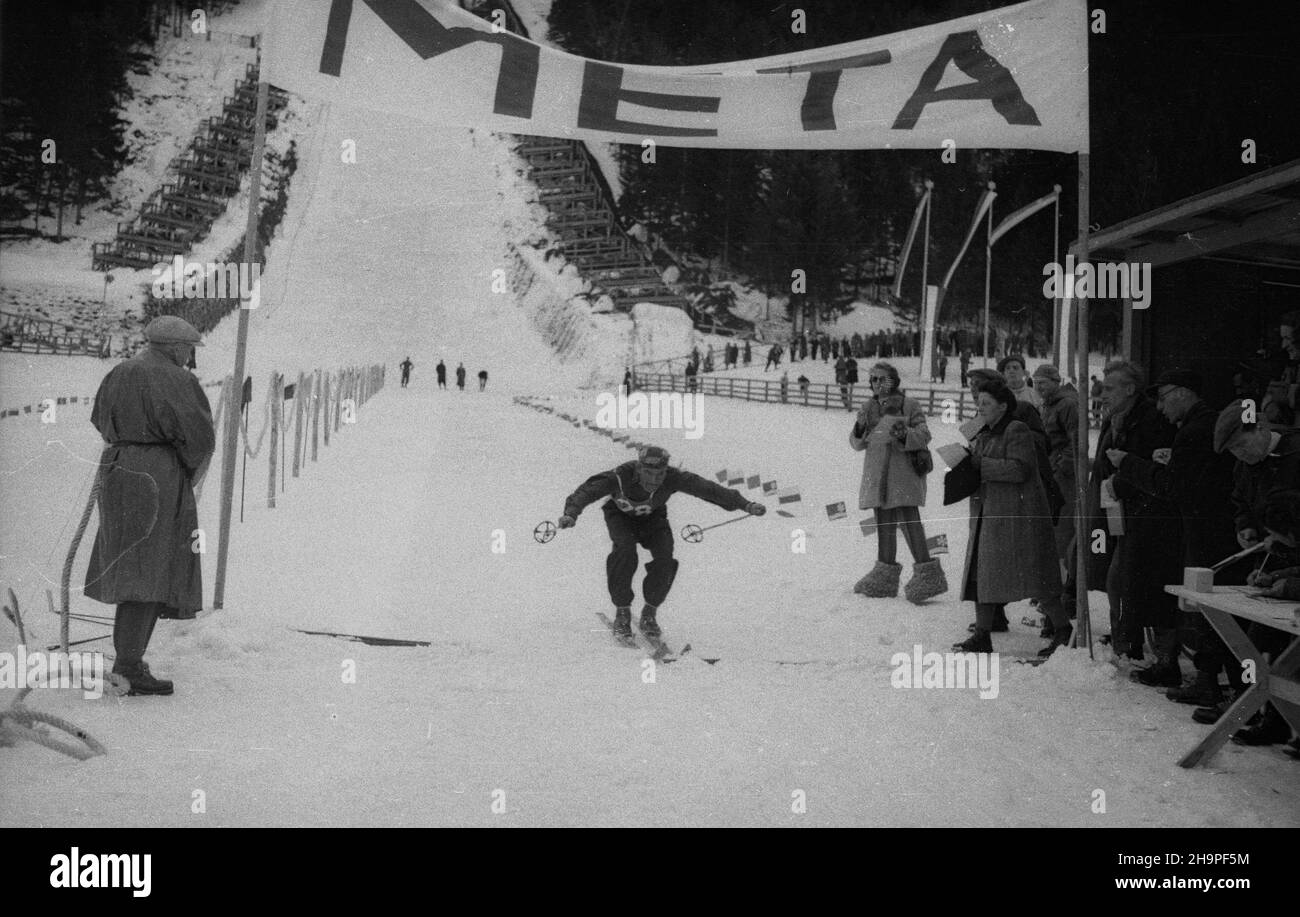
[1031, 364, 1061, 382]
[1213, 399, 1256, 453]
[638, 445, 670, 468]
[145, 315, 204, 346]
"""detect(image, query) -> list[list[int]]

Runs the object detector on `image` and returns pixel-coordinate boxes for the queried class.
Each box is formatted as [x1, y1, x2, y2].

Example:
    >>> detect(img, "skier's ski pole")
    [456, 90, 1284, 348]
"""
[681, 513, 755, 543]
[534, 520, 560, 543]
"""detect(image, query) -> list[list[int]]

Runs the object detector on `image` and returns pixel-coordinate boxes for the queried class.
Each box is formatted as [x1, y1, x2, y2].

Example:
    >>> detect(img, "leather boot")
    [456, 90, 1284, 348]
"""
[1167, 670, 1222, 706]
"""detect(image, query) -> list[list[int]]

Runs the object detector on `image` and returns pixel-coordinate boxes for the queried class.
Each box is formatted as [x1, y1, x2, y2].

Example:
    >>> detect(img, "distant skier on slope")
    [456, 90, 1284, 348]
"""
[399, 356, 413, 388]
[456, 363, 466, 390]
[436, 360, 447, 389]
[557, 445, 765, 640]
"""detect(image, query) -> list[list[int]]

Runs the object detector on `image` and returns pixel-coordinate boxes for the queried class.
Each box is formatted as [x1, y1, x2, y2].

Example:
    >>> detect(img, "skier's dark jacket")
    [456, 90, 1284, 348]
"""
[564, 462, 750, 521]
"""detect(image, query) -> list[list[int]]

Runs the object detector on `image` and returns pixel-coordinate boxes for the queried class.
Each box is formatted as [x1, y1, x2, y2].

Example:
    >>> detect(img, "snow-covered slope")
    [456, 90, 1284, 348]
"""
[0, 0, 1295, 829]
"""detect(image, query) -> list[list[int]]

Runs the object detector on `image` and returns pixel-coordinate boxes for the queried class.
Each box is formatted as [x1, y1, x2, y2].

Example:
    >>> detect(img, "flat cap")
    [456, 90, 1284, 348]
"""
[145, 315, 204, 346]
[1147, 368, 1202, 397]
[1031, 364, 1061, 382]
[1213, 399, 1254, 453]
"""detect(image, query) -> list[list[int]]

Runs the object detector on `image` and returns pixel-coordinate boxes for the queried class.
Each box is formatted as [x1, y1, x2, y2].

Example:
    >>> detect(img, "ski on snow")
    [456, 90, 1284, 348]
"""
[595, 612, 694, 662]
[596, 612, 639, 649]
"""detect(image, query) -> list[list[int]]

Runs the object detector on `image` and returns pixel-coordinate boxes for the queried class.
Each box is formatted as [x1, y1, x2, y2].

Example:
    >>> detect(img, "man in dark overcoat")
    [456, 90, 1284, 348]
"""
[85, 316, 215, 695]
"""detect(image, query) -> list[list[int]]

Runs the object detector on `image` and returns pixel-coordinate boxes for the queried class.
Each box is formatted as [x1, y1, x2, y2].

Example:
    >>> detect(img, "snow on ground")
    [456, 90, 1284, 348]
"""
[3, 374, 1296, 827]
[1, 0, 1294, 827]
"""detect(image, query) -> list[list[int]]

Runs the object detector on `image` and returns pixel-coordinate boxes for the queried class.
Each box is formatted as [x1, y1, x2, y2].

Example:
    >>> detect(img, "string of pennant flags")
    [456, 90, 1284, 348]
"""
[2, 377, 226, 419]
[513, 394, 947, 553]
[0, 394, 92, 418]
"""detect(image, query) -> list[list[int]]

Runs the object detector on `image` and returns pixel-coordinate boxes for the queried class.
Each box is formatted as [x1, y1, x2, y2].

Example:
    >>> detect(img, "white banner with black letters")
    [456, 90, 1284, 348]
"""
[264, 0, 1089, 152]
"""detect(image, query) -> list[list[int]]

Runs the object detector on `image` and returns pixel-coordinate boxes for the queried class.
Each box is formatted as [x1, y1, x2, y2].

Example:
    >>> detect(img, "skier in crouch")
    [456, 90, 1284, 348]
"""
[558, 445, 766, 639]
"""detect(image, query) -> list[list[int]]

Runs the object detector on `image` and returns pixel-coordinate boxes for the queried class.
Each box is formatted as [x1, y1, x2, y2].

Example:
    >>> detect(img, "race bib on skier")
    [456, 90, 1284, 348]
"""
[613, 497, 654, 516]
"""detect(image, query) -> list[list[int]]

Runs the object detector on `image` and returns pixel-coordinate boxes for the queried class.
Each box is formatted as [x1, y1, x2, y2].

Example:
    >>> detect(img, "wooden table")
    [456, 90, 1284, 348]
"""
[1165, 585, 1300, 767]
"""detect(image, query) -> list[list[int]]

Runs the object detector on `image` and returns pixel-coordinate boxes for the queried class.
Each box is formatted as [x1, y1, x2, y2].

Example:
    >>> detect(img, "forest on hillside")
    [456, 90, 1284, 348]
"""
[0, 0, 160, 237]
[546, 0, 1300, 346]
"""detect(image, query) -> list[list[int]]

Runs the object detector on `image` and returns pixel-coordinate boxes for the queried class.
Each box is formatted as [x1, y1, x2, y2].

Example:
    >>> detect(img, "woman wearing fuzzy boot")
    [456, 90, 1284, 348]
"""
[850, 362, 947, 603]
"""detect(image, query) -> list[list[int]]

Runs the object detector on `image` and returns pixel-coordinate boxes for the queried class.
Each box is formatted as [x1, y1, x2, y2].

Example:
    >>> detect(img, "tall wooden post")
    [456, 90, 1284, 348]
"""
[1073, 152, 1092, 654]
[213, 75, 269, 609]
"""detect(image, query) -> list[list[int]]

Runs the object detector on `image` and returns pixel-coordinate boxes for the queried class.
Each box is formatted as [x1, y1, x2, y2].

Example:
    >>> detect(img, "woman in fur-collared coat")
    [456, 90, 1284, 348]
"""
[953, 379, 1072, 655]
[849, 361, 947, 603]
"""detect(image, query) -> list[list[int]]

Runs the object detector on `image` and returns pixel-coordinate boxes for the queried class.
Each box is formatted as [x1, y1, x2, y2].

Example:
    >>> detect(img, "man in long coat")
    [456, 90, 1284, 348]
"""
[1085, 362, 1179, 670]
[1108, 370, 1242, 707]
[85, 316, 215, 695]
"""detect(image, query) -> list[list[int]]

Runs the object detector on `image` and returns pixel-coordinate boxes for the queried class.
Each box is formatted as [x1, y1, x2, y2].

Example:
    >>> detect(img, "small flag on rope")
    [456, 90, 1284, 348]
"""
[70, 396, 78, 403]
[715, 469, 728, 483]
[762, 480, 778, 495]
[776, 509, 796, 518]
[23, 405, 31, 413]
[613, 433, 628, 442]
[926, 534, 949, 555]
[826, 501, 848, 521]
[860, 517, 878, 537]
[728, 471, 745, 485]
[746, 475, 761, 490]
[777, 487, 801, 505]
[56, 397, 66, 405]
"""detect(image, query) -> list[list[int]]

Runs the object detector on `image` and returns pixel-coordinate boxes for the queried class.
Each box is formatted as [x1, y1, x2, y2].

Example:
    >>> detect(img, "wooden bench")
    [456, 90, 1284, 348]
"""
[1164, 584, 1300, 767]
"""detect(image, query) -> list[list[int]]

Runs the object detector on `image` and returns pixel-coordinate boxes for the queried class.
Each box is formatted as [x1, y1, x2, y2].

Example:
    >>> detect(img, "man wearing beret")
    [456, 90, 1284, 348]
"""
[85, 316, 215, 695]
[1107, 370, 1242, 707]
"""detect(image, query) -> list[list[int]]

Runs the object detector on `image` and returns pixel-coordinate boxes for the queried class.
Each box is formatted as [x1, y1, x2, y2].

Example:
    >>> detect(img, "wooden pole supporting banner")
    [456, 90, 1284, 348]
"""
[1073, 151, 1092, 655]
[213, 76, 270, 609]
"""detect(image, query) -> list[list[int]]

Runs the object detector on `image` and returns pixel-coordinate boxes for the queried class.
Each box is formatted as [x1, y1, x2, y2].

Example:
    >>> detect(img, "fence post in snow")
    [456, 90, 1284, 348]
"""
[292, 371, 305, 478]
[269, 372, 281, 507]
[323, 372, 331, 447]
[310, 370, 319, 461]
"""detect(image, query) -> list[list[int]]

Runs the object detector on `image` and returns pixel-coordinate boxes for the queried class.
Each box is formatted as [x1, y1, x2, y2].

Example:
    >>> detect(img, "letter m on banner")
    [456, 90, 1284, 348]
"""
[317, 0, 539, 117]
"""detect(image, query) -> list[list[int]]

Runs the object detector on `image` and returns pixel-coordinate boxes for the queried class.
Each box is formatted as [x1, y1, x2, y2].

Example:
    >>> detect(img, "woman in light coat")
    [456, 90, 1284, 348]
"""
[953, 378, 1072, 655]
[850, 362, 947, 603]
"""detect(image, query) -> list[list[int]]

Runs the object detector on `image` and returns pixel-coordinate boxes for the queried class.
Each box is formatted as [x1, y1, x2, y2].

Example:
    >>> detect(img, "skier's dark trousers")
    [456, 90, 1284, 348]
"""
[559, 446, 764, 635]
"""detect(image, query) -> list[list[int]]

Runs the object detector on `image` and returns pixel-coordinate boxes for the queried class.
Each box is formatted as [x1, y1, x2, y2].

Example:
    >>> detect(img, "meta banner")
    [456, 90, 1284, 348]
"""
[264, 0, 1089, 152]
